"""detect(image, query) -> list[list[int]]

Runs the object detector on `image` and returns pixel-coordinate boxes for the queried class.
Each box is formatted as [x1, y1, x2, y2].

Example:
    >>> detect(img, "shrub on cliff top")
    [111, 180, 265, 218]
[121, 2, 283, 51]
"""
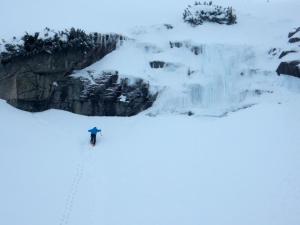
[183, 1, 237, 26]
[0, 28, 123, 63]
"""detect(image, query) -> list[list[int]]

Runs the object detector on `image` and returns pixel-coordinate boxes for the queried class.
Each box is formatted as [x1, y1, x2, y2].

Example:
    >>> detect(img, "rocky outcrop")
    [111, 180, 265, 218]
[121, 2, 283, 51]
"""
[276, 61, 300, 78]
[0, 29, 157, 116]
[150, 61, 166, 69]
[279, 50, 297, 59]
[276, 27, 300, 78]
[0, 65, 156, 116]
[289, 37, 300, 43]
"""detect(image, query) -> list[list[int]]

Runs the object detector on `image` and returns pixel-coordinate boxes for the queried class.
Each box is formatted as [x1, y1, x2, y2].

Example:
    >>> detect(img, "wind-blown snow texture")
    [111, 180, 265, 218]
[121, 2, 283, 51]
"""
[1, 0, 300, 225]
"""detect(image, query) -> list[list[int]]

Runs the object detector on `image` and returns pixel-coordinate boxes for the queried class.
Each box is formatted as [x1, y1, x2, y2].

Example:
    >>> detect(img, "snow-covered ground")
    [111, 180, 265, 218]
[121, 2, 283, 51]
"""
[1, 0, 300, 225]
[1, 96, 300, 225]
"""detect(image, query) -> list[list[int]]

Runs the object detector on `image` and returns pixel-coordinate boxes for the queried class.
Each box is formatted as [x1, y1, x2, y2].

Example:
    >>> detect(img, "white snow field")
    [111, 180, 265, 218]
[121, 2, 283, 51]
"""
[1, 0, 300, 225]
[1, 94, 300, 225]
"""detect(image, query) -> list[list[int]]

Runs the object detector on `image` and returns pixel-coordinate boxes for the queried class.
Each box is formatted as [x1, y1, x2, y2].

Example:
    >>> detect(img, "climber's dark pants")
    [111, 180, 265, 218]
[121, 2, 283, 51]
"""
[90, 134, 96, 145]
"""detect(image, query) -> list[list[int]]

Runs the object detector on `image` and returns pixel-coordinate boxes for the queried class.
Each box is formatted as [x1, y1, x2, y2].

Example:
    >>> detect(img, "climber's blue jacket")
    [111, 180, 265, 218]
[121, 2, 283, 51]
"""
[88, 127, 101, 135]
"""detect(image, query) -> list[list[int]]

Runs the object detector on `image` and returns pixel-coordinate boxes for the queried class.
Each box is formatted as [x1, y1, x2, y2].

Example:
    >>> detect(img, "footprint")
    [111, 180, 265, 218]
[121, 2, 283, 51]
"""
[59, 162, 84, 225]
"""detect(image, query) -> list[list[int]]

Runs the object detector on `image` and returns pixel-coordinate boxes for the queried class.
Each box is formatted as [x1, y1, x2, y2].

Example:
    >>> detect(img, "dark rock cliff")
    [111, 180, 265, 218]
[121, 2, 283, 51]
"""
[0, 29, 157, 116]
[50, 71, 156, 116]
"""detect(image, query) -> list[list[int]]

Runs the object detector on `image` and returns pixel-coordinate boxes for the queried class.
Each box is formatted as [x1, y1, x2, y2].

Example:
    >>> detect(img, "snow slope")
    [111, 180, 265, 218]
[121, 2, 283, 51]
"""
[1, 96, 300, 225]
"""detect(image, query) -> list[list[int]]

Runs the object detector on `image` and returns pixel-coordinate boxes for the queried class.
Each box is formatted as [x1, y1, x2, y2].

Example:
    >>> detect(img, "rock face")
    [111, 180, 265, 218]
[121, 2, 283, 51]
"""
[51, 71, 156, 116]
[276, 61, 300, 78]
[276, 27, 300, 78]
[0, 30, 157, 116]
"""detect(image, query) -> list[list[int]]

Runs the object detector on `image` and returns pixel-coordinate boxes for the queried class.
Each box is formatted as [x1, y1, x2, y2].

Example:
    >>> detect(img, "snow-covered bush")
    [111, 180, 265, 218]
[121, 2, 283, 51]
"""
[183, 1, 237, 26]
[0, 28, 123, 63]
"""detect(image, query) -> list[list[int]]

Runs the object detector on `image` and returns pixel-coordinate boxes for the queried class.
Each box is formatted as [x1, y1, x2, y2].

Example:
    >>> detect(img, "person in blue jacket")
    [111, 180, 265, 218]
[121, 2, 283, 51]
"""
[88, 127, 102, 145]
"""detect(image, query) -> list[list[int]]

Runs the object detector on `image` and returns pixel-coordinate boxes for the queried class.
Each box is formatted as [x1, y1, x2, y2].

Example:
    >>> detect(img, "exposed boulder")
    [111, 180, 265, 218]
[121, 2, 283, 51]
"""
[276, 61, 300, 78]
